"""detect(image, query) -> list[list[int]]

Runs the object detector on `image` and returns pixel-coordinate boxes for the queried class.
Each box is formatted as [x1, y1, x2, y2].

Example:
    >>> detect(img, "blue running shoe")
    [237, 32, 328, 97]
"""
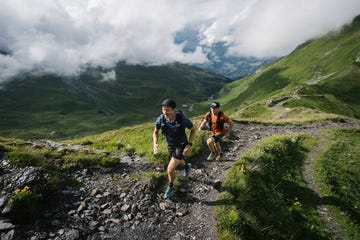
[164, 185, 173, 198]
[183, 163, 192, 177]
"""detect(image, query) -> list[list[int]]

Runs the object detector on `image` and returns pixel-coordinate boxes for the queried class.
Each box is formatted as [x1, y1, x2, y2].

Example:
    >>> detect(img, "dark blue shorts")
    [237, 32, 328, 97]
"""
[167, 144, 186, 160]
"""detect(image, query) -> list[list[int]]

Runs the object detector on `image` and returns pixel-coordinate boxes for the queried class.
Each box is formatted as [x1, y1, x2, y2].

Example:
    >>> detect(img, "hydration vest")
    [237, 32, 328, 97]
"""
[160, 111, 185, 137]
[206, 111, 224, 131]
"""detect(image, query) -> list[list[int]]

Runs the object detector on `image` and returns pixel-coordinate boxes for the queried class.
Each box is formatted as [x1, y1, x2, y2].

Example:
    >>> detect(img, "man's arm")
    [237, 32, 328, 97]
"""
[198, 118, 207, 131]
[153, 127, 159, 154]
[183, 125, 196, 156]
[188, 126, 196, 144]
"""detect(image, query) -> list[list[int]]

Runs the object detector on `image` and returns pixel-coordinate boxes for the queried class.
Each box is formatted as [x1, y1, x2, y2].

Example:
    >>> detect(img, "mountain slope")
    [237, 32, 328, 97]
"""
[174, 27, 276, 79]
[0, 62, 230, 139]
[213, 16, 360, 123]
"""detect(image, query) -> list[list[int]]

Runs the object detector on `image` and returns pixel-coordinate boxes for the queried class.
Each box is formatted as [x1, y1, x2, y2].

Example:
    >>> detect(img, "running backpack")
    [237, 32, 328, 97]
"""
[160, 111, 185, 137]
[205, 111, 224, 131]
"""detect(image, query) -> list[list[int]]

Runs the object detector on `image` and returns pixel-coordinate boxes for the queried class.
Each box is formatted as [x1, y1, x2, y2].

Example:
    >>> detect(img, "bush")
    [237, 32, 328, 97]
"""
[10, 186, 41, 223]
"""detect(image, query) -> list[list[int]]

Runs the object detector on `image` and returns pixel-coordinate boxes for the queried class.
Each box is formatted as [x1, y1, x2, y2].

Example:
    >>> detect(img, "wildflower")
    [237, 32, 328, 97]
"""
[293, 197, 302, 207]
[13, 189, 20, 194]
[21, 186, 29, 193]
[239, 164, 246, 174]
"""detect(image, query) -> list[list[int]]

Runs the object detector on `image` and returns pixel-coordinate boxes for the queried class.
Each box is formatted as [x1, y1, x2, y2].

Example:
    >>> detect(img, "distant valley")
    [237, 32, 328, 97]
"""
[0, 62, 230, 139]
[1, 16, 360, 140]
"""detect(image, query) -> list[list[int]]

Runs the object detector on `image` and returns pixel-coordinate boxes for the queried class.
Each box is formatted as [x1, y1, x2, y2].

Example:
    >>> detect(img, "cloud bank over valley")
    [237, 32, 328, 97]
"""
[0, 0, 359, 82]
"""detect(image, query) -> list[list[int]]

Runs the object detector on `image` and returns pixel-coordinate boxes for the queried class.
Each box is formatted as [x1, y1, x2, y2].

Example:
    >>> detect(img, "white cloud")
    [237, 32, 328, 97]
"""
[101, 70, 116, 82]
[0, 0, 359, 81]
[225, 0, 360, 57]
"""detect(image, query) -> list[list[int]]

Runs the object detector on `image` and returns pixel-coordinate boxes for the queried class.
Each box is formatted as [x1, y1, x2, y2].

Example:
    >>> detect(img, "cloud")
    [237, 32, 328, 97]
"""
[224, 0, 360, 57]
[0, 0, 359, 82]
[100, 70, 116, 82]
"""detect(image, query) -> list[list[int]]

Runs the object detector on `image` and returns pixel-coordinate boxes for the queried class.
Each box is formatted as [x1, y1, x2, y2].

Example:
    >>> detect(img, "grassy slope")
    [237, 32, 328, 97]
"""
[69, 118, 205, 166]
[315, 128, 360, 239]
[216, 130, 360, 239]
[209, 17, 360, 123]
[216, 134, 329, 240]
[0, 62, 230, 139]
[213, 16, 360, 239]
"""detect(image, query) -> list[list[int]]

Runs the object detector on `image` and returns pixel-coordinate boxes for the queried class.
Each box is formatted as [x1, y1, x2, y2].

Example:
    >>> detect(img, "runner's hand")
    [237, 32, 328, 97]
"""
[183, 145, 191, 156]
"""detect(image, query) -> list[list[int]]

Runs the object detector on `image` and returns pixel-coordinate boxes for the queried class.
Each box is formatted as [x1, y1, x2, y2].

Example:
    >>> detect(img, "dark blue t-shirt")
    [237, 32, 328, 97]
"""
[155, 112, 193, 147]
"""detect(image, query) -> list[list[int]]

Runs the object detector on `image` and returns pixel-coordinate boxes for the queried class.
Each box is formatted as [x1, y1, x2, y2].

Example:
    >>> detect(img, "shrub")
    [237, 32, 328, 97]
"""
[10, 186, 41, 223]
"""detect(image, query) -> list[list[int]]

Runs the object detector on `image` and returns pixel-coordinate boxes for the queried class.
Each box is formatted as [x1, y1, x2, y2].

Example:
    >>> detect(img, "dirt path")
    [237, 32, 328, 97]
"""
[301, 131, 345, 239]
[5, 119, 359, 240]
[116, 119, 359, 240]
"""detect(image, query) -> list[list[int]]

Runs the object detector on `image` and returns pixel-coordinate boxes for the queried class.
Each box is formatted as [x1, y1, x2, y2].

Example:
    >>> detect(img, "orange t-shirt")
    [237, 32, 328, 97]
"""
[204, 112, 229, 134]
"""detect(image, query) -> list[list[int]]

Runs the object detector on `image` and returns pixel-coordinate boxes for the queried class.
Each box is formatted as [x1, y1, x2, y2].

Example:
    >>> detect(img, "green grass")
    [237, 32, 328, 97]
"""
[69, 119, 205, 166]
[0, 62, 229, 140]
[216, 134, 329, 240]
[0, 136, 118, 188]
[230, 103, 340, 125]
[314, 128, 360, 239]
[206, 16, 360, 124]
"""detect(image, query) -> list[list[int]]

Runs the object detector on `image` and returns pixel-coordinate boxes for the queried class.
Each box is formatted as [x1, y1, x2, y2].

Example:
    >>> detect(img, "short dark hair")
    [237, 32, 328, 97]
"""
[161, 99, 176, 108]
[210, 102, 220, 108]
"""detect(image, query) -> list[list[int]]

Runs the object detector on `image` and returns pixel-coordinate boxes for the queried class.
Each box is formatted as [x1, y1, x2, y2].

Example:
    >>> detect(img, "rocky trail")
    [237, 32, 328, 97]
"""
[1, 119, 359, 240]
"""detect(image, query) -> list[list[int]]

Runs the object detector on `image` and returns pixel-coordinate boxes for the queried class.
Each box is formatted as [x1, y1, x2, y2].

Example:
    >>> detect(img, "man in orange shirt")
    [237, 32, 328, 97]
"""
[198, 102, 234, 160]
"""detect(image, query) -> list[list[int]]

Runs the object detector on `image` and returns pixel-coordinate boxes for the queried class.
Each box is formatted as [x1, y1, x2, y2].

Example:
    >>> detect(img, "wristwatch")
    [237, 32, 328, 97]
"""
[188, 142, 193, 146]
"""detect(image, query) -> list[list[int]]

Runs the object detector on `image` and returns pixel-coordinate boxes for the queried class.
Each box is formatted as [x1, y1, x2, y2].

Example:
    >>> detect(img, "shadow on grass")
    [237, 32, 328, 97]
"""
[323, 195, 360, 224]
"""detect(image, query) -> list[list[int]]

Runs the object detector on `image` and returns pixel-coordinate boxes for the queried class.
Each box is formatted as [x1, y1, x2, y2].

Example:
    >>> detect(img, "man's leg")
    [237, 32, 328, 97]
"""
[206, 137, 216, 152]
[206, 137, 217, 160]
[213, 134, 224, 160]
[164, 146, 186, 198]
[215, 142, 222, 154]
[167, 157, 185, 183]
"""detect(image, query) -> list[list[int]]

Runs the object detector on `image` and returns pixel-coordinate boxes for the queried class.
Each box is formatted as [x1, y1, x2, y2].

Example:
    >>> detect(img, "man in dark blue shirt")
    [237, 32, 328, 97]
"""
[153, 99, 196, 198]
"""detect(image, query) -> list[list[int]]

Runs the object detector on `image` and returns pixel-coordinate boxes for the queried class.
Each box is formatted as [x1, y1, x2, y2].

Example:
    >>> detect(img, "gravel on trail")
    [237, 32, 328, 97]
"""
[0, 118, 358, 240]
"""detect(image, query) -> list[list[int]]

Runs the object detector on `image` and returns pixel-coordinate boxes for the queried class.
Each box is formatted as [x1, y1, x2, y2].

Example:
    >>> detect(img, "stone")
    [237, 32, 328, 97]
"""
[1, 230, 15, 240]
[0, 196, 7, 208]
[0, 220, 15, 231]
[121, 204, 130, 212]
[65, 229, 79, 240]
[102, 209, 112, 215]
[89, 220, 99, 228]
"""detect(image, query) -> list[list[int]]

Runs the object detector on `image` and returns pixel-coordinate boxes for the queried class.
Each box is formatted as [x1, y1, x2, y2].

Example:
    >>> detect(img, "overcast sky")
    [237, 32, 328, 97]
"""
[0, 0, 359, 82]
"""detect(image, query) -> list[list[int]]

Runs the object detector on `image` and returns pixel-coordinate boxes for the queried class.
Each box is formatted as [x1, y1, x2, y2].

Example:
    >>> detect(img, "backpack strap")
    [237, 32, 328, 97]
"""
[205, 111, 212, 131]
[217, 111, 225, 129]
[161, 111, 185, 137]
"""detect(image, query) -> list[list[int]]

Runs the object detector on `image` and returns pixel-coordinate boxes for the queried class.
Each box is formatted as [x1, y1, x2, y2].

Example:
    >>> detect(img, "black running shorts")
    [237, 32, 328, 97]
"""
[167, 144, 186, 160]
[212, 133, 224, 143]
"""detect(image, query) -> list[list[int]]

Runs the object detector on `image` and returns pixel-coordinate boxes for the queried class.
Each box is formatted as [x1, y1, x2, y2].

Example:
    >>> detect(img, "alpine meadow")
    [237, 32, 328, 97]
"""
[0, 12, 359, 240]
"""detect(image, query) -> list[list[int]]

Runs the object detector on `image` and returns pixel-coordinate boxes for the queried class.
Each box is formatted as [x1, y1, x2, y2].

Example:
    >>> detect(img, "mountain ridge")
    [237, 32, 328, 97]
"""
[0, 62, 230, 139]
[1, 16, 360, 138]
[210, 15, 360, 123]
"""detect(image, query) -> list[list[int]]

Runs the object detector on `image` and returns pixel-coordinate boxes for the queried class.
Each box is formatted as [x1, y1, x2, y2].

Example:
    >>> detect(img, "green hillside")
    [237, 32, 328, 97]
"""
[0, 62, 230, 139]
[212, 16, 360, 123]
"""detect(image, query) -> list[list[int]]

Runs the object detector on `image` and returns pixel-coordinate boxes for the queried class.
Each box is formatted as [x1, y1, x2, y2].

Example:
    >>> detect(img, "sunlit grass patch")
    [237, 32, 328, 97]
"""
[70, 120, 205, 166]
[216, 134, 329, 240]
[231, 102, 342, 125]
[315, 128, 360, 239]
[61, 150, 117, 169]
